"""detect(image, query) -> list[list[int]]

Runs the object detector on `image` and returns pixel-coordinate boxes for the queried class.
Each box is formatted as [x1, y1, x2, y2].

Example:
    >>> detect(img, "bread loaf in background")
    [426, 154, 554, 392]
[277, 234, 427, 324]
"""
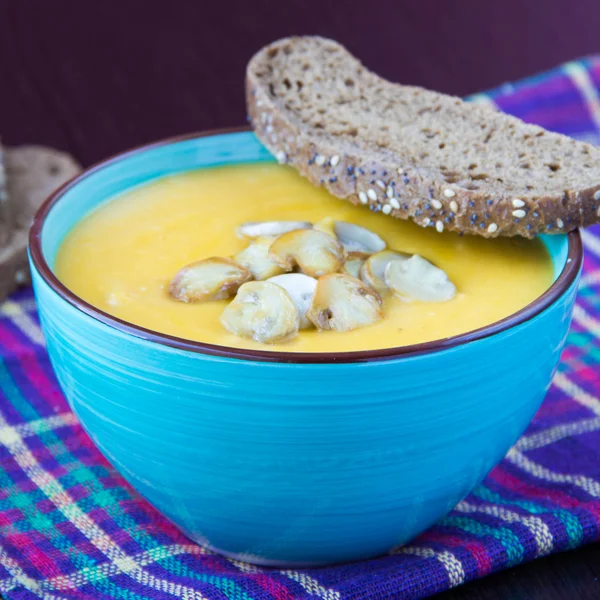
[0, 143, 80, 300]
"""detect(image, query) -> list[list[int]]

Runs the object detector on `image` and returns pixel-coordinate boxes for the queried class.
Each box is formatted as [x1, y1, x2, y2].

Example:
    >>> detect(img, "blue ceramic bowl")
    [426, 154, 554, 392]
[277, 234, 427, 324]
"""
[29, 130, 582, 566]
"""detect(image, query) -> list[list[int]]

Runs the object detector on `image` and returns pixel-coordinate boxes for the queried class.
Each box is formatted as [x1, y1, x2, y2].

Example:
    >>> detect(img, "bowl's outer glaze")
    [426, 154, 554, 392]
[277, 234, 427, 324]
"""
[29, 131, 581, 565]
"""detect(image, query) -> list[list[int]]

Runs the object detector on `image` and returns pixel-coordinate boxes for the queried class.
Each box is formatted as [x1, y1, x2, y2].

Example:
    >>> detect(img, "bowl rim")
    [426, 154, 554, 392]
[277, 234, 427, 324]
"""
[29, 127, 583, 364]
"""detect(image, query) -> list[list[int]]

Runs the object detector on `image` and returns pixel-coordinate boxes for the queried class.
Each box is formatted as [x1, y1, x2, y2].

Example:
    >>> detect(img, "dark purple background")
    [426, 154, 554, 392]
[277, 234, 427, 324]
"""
[1, 0, 599, 166]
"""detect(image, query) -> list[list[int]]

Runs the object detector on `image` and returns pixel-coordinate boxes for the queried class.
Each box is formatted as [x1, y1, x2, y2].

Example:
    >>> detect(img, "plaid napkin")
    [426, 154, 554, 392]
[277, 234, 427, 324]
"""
[2, 58, 600, 600]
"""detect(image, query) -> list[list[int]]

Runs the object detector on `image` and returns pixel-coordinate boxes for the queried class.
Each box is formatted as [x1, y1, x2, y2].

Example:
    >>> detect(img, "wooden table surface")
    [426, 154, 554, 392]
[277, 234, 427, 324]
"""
[1, 1, 599, 598]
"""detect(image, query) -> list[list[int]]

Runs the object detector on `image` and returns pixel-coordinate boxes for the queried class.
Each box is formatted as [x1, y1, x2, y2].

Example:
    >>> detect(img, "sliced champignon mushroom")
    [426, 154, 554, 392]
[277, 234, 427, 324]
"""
[236, 221, 311, 239]
[267, 273, 318, 329]
[269, 229, 346, 277]
[307, 273, 383, 332]
[341, 252, 368, 279]
[385, 255, 456, 302]
[334, 221, 387, 254]
[313, 216, 337, 237]
[235, 237, 286, 280]
[169, 257, 252, 302]
[220, 281, 300, 343]
[360, 250, 411, 294]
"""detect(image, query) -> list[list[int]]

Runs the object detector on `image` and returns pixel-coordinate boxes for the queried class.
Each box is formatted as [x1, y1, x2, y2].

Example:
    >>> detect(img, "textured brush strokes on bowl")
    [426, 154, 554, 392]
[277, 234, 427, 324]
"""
[29, 129, 582, 566]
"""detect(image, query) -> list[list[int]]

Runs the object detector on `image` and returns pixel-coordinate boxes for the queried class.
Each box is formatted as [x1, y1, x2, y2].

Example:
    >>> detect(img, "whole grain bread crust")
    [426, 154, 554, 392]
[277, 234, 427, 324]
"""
[246, 37, 600, 238]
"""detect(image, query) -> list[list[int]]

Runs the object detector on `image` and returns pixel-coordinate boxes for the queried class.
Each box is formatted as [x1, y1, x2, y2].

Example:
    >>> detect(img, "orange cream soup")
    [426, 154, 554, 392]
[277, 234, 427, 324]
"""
[55, 163, 553, 353]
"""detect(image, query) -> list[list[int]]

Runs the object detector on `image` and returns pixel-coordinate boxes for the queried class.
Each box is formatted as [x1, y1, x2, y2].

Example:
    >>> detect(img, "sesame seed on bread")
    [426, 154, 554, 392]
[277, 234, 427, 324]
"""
[246, 36, 600, 238]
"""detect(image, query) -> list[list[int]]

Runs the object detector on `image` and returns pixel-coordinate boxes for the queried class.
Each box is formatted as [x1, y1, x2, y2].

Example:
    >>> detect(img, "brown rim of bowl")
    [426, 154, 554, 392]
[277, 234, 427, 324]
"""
[29, 127, 583, 364]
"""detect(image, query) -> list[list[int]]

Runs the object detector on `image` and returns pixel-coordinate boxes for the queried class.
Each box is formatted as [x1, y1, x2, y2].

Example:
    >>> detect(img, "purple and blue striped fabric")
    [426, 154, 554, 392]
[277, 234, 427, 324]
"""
[2, 57, 600, 599]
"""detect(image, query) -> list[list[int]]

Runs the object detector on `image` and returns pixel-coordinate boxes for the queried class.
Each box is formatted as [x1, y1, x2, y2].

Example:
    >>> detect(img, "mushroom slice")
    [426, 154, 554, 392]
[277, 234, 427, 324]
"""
[236, 221, 311, 239]
[341, 252, 368, 279]
[269, 229, 346, 277]
[313, 216, 337, 238]
[235, 237, 286, 280]
[169, 257, 252, 302]
[385, 255, 457, 302]
[360, 250, 411, 294]
[334, 221, 386, 254]
[307, 273, 383, 332]
[220, 281, 299, 344]
[268, 273, 318, 329]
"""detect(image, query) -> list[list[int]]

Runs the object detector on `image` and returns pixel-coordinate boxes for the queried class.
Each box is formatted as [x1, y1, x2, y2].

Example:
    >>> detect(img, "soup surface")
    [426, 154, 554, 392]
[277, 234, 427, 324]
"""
[55, 163, 554, 353]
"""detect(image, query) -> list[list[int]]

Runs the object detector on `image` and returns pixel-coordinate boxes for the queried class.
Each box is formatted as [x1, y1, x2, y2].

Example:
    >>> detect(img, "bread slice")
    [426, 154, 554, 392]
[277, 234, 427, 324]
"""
[246, 36, 600, 238]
